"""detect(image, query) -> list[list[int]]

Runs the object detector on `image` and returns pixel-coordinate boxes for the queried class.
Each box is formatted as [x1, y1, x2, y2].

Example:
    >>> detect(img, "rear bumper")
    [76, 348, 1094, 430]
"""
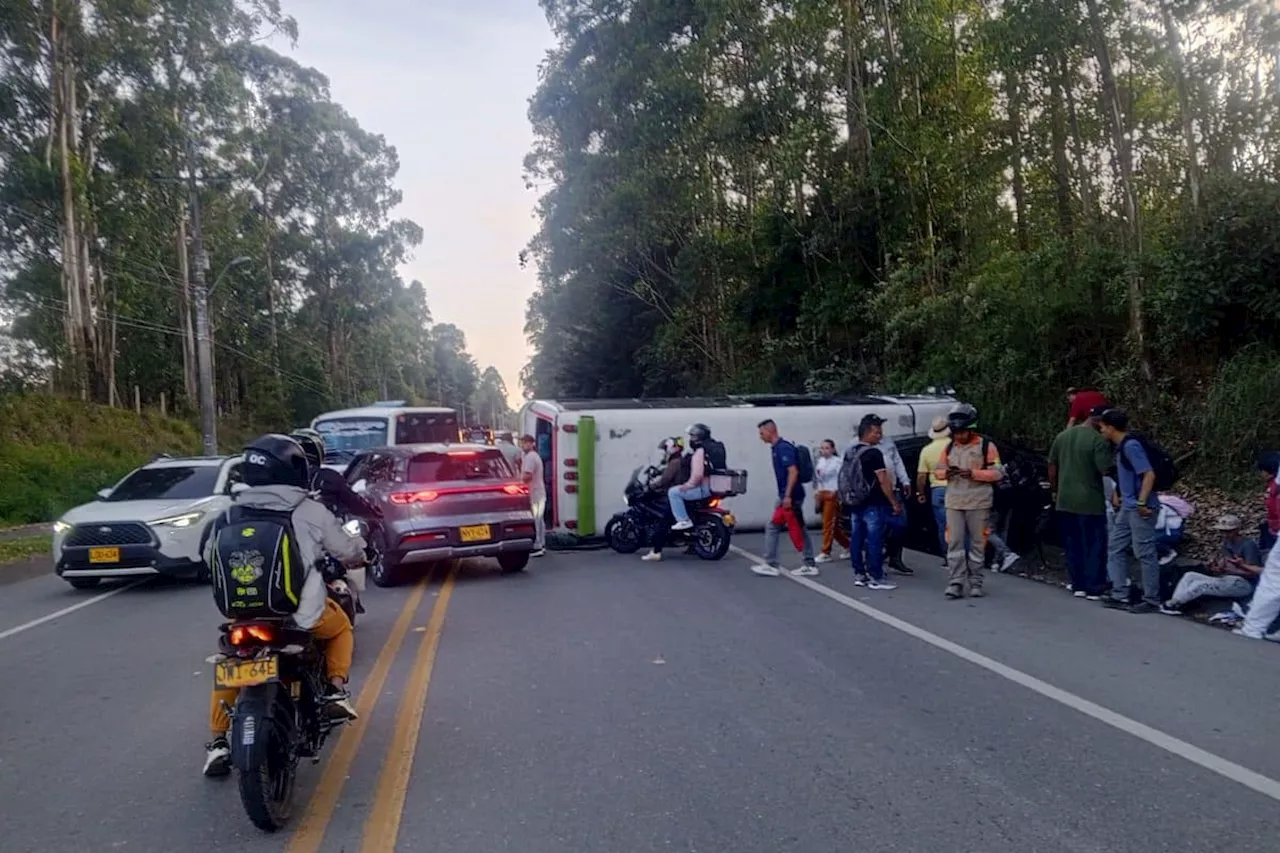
[399, 537, 535, 564]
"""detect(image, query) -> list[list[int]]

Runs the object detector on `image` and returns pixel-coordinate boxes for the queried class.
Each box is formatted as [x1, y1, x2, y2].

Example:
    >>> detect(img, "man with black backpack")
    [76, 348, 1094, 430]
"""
[755, 419, 818, 576]
[1097, 409, 1166, 613]
[201, 434, 367, 777]
[669, 423, 721, 531]
[837, 414, 903, 590]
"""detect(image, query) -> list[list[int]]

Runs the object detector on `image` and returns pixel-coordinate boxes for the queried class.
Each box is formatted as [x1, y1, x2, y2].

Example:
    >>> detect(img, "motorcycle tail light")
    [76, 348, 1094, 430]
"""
[708, 498, 721, 508]
[229, 624, 277, 646]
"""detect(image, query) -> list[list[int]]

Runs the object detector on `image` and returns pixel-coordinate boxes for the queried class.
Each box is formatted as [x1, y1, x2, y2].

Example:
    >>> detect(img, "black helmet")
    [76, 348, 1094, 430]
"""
[946, 404, 979, 433]
[289, 430, 324, 471]
[242, 434, 310, 489]
[686, 423, 711, 445]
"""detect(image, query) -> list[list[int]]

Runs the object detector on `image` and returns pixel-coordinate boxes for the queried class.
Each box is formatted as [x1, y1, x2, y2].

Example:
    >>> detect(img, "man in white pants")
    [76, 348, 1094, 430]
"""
[520, 434, 547, 557]
[1236, 536, 1280, 639]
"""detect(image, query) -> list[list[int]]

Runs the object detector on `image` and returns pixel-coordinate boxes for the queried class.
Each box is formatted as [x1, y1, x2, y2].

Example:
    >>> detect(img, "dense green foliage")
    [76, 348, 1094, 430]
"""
[0, 393, 200, 524]
[521, 0, 1280, 471]
[0, 0, 510, 430]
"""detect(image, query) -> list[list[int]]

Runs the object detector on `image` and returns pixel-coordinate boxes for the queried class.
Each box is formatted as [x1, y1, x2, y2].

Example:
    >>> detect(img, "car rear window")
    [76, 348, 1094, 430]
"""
[106, 466, 221, 501]
[407, 450, 513, 483]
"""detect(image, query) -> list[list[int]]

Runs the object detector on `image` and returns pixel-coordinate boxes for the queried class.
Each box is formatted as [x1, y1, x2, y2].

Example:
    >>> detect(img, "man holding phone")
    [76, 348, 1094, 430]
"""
[934, 404, 1005, 599]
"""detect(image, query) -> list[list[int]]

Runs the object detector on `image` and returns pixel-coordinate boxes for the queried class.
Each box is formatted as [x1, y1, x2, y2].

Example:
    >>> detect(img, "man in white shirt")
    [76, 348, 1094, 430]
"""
[519, 434, 547, 556]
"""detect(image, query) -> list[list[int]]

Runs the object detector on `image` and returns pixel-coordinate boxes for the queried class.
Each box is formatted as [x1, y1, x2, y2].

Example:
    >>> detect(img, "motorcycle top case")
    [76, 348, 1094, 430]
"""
[708, 469, 748, 497]
[209, 504, 307, 619]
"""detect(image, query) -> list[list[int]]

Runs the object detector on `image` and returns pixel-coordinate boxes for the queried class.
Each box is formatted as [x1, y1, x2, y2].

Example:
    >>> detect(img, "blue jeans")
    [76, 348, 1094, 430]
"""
[1059, 512, 1106, 595]
[668, 483, 711, 524]
[1108, 507, 1161, 604]
[849, 504, 889, 581]
[930, 487, 948, 554]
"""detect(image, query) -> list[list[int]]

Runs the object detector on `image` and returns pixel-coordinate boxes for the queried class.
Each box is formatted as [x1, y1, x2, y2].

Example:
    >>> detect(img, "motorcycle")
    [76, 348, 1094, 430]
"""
[212, 612, 349, 831]
[604, 465, 741, 560]
[321, 518, 371, 627]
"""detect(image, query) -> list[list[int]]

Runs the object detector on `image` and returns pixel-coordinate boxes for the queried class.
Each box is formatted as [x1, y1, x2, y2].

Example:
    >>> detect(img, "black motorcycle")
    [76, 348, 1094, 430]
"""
[605, 465, 739, 560]
[212, 614, 350, 831]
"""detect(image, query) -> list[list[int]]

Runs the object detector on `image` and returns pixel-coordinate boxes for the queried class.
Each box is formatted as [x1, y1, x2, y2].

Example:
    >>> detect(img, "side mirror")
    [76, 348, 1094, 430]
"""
[96, 488, 112, 501]
[351, 479, 368, 495]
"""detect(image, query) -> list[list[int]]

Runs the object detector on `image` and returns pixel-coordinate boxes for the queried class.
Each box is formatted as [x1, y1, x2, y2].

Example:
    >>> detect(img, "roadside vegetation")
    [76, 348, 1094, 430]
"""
[0, 536, 50, 565]
[0, 394, 200, 526]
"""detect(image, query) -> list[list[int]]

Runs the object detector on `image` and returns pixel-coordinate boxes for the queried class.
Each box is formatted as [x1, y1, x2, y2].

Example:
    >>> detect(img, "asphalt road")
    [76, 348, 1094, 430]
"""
[1, 533, 1279, 853]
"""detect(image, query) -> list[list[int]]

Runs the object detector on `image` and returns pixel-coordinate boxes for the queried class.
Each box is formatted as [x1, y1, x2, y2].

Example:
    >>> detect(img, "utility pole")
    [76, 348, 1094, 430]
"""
[187, 134, 217, 456]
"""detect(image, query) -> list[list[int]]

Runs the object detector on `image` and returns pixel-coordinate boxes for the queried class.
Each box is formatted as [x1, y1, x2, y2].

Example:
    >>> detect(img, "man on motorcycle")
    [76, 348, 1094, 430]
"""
[290, 429, 381, 520]
[669, 424, 715, 531]
[641, 437, 685, 562]
[202, 434, 367, 777]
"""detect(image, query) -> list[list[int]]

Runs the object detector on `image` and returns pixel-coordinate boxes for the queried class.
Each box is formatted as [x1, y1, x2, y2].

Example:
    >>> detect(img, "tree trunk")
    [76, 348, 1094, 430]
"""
[1060, 54, 1096, 226]
[1084, 0, 1152, 382]
[1006, 71, 1029, 252]
[1047, 60, 1075, 241]
[1159, 1, 1201, 214]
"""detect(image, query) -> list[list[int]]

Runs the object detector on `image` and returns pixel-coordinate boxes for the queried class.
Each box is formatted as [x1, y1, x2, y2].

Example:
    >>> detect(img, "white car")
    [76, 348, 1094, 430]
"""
[52, 455, 242, 589]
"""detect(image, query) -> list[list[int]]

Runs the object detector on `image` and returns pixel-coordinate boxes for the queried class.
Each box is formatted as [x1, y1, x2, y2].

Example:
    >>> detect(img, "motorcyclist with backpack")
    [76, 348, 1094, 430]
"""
[289, 429, 381, 520]
[201, 434, 366, 777]
[669, 423, 719, 532]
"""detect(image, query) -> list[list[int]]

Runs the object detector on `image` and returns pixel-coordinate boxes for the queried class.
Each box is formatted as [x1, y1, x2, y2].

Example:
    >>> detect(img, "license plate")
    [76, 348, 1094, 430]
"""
[723, 514, 736, 528]
[458, 524, 491, 543]
[89, 547, 120, 564]
[214, 656, 280, 689]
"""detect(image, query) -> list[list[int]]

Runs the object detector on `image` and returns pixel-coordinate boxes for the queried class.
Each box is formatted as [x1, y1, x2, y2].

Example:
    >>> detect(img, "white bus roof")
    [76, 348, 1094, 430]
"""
[527, 393, 954, 412]
[313, 405, 456, 421]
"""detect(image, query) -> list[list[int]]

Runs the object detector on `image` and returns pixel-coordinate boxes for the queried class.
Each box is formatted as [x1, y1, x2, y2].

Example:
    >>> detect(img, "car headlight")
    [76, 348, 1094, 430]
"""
[52, 520, 71, 534]
[149, 511, 205, 529]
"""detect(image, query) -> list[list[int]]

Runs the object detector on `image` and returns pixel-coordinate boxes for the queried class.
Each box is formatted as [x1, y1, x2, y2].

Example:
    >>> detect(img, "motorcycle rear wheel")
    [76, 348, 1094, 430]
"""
[238, 723, 297, 832]
[692, 516, 731, 561]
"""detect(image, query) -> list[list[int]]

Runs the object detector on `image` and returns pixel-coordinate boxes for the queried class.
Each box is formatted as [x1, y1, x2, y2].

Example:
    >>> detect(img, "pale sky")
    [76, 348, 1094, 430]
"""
[285, 1, 556, 409]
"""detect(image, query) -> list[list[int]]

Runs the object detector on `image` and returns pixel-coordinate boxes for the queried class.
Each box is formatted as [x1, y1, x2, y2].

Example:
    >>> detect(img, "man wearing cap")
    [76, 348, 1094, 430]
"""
[842, 414, 901, 590]
[916, 416, 951, 563]
[519, 434, 547, 557]
[1066, 386, 1109, 428]
[1048, 404, 1114, 599]
[1161, 514, 1263, 615]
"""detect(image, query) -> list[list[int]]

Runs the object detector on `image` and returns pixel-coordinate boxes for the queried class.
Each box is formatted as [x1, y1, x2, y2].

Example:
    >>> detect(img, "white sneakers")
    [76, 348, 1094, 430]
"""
[815, 553, 832, 563]
[640, 551, 663, 562]
[751, 563, 781, 577]
[671, 520, 694, 531]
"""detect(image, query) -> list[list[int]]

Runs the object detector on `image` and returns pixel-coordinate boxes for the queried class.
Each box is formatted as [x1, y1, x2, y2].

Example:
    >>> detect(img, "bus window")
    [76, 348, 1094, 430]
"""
[394, 412, 459, 444]
[315, 418, 389, 462]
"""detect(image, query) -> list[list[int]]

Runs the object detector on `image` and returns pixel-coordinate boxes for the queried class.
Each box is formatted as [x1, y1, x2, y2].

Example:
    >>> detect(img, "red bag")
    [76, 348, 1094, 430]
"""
[771, 505, 806, 551]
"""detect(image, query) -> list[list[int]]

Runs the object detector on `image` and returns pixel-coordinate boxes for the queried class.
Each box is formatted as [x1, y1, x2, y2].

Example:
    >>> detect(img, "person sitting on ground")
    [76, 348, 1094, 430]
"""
[641, 437, 685, 563]
[1160, 514, 1263, 615]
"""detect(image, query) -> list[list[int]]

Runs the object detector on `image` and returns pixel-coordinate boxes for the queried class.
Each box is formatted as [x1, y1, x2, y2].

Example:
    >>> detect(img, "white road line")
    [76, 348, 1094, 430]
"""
[727, 544, 1280, 803]
[0, 581, 143, 642]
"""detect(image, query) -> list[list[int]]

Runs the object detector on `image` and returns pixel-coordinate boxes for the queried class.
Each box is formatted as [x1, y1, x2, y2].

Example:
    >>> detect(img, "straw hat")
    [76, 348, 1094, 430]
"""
[929, 416, 950, 440]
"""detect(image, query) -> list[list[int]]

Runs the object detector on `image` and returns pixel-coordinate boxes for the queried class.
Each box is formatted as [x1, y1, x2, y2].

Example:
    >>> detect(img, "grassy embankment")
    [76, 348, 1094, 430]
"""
[0, 394, 209, 562]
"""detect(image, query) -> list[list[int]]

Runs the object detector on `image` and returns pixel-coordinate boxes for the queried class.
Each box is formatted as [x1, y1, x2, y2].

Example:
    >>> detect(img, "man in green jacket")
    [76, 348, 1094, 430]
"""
[1049, 405, 1114, 599]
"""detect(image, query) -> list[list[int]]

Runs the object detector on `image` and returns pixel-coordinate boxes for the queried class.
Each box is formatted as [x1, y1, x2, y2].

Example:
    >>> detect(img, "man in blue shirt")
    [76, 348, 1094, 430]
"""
[1098, 409, 1161, 612]
[756, 419, 817, 577]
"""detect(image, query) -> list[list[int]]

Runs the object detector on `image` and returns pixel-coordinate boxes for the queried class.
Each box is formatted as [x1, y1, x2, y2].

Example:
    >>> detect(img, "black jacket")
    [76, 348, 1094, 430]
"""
[312, 468, 381, 519]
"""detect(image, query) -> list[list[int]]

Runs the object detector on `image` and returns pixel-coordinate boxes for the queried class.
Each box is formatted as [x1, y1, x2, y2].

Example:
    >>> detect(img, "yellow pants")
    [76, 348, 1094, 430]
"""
[209, 597, 354, 737]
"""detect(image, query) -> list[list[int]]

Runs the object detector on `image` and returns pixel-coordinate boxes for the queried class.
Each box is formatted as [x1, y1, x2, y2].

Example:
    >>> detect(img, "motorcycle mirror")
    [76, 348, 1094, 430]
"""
[351, 479, 368, 494]
[341, 519, 365, 538]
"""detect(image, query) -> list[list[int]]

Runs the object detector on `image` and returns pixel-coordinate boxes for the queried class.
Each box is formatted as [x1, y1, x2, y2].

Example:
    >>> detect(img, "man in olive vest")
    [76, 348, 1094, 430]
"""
[934, 404, 1005, 599]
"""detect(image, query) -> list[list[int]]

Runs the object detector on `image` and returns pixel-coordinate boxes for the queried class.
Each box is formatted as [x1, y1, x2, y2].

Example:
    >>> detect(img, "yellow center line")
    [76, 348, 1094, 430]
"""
[358, 562, 459, 853]
[285, 570, 435, 853]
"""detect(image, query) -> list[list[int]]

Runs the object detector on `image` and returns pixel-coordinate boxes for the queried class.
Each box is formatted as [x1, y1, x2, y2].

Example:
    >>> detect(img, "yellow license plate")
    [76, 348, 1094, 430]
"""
[459, 524, 492, 543]
[723, 513, 736, 528]
[214, 656, 280, 688]
[89, 547, 120, 564]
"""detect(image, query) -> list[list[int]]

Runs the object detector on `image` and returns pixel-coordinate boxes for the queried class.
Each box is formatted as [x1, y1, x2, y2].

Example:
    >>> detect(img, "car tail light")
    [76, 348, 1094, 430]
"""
[391, 489, 440, 504]
[447, 450, 478, 457]
[230, 624, 277, 646]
